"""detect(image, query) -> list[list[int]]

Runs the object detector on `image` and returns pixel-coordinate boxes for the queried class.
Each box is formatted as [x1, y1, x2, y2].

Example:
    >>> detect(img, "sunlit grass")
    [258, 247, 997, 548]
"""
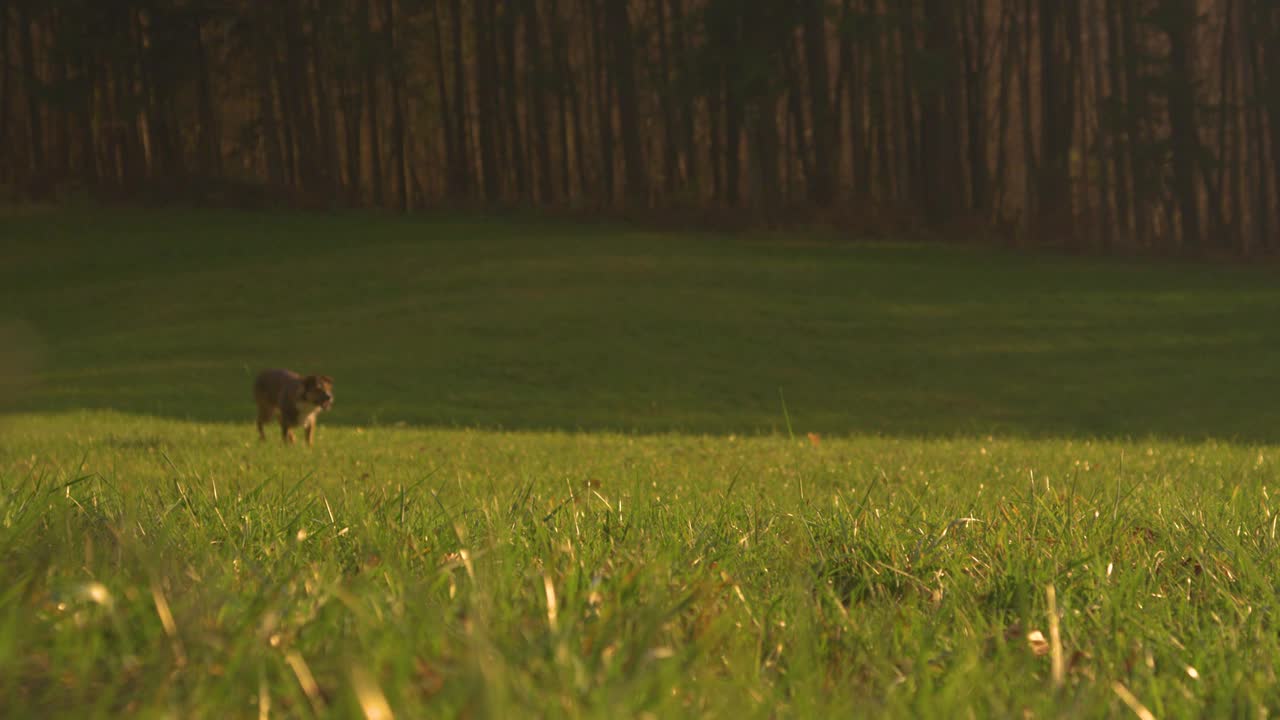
[3, 414, 1279, 717]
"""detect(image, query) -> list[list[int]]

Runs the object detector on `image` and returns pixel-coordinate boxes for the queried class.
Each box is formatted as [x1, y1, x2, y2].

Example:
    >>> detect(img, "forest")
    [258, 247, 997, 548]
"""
[2, 0, 1277, 254]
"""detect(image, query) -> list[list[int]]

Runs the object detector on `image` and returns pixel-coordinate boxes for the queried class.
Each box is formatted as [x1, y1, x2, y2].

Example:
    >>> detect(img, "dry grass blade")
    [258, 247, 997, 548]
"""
[259, 674, 271, 720]
[543, 572, 559, 632]
[285, 650, 326, 716]
[352, 665, 395, 720]
[1112, 681, 1156, 720]
[150, 581, 186, 666]
[1047, 584, 1064, 688]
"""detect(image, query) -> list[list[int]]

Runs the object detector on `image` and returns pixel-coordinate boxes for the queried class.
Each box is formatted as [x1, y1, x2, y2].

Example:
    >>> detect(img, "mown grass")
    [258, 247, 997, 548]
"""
[3, 208, 1280, 717]
[5, 207, 1280, 439]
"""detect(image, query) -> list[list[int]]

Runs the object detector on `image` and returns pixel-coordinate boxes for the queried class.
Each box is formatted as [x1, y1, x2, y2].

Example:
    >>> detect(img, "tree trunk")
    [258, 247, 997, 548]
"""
[589, 0, 615, 203]
[992, 0, 1015, 221]
[875, 0, 898, 199]
[568, 46, 589, 201]
[896, 13, 920, 203]
[87, 58, 108, 182]
[256, 55, 284, 187]
[708, 77, 722, 201]
[525, 0, 554, 204]
[1087, 0, 1112, 251]
[1103, 0, 1131, 245]
[654, 0, 679, 196]
[50, 53, 69, 177]
[961, 0, 990, 211]
[1246, 14, 1270, 251]
[670, 0, 698, 194]
[802, 0, 836, 205]
[194, 14, 222, 177]
[1209, 0, 1235, 250]
[1018, 0, 1037, 235]
[430, 0, 460, 199]
[340, 75, 363, 203]
[1119, 0, 1147, 247]
[499, 3, 527, 200]
[364, 0, 384, 205]
[310, 1, 338, 201]
[837, 0, 868, 193]
[920, 0, 963, 225]
[281, 3, 319, 191]
[384, 0, 408, 211]
[136, 9, 169, 180]
[1165, 0, 1200, 250]
[1037, 0, 1076, 242]
[271, 50, 297, 188]
[548, 0, 574, 199]
[1259, 6, 1280, 249]
[18, 3, 42, 176]
[783, 43, 813, 197]
[449, 0, 472, 198]
[474, 0, 501, 202]
[724, 73, 743, 208]
[1, 1, 11, 181]
[552, 0, 588, 200]
[605, 0, 647, 205]
[742, 2, 782, 217]
[74, 58, 97, 183]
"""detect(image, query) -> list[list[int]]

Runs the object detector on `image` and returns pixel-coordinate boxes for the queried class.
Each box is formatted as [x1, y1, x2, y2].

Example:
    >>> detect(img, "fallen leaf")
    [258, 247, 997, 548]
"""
[1027, 630, 1050, 656]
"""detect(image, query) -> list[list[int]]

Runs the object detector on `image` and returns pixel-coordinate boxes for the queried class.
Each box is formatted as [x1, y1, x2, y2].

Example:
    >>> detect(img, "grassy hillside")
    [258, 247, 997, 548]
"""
[4, 208, 1280, 440]
[3, 209, 1280, 718]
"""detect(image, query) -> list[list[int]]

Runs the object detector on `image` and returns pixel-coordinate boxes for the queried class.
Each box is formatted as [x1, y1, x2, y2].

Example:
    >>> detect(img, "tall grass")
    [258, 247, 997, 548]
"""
[3, 417, 1279, 717]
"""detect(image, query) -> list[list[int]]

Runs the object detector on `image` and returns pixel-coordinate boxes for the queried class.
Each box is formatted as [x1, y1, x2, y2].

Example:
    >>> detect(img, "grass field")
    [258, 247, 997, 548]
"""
[4, 208, 1280, 717]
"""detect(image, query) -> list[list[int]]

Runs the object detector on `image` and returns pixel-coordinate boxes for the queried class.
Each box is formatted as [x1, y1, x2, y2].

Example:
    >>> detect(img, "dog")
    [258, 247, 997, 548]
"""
[253, 369, 334, 446]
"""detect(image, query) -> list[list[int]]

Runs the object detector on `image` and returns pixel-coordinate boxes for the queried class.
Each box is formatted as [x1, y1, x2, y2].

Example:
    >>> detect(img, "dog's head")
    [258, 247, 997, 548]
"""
[301, 375, 334, 410]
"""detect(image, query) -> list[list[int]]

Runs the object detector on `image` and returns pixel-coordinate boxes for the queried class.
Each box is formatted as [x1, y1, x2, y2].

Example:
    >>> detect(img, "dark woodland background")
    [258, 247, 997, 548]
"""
[1, 0, 1277, 254]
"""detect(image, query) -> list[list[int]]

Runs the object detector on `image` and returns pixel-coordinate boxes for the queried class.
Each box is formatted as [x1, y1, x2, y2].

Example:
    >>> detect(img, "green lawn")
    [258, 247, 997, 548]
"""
[6, 207, 1280, 439]
[3, 209, 1280, 717]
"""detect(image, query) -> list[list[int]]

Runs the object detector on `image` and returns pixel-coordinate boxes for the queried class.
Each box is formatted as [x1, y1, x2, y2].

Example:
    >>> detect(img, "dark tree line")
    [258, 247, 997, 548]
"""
[2, 0, 1278, 254]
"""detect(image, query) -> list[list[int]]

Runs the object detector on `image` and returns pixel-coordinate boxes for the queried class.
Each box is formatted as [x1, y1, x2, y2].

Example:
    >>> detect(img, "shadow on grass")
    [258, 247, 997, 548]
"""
[5, 208, 1280, 443]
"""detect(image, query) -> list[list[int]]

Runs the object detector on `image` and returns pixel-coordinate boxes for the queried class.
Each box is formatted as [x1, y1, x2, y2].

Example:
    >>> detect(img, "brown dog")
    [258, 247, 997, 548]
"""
[253, 369, 334, 446]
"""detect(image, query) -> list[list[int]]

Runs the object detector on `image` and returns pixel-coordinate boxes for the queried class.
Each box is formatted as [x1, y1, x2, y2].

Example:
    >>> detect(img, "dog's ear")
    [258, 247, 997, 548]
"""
[319, 375, 334, 385]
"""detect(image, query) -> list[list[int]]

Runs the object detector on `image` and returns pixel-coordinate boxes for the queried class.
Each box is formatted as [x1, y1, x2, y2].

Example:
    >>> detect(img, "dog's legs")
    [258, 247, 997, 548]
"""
[281, 420, 295, 445]
[256, 405, 273, 441]
[305, 419, 315, 447]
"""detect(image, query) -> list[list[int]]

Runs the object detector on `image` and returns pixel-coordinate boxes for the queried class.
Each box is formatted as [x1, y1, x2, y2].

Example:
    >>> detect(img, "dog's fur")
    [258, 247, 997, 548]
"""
[253, 369, 334, 446]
